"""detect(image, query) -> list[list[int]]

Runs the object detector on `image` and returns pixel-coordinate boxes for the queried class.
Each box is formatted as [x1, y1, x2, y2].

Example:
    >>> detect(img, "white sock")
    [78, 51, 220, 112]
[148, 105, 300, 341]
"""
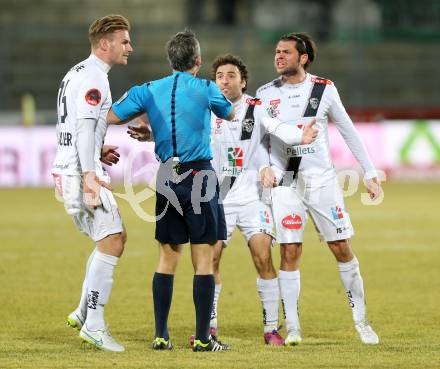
[279, 270, 301, 332]
[78, 248, 97, 317]
[338, 256, 366, 323]
[210, 284, 222, 329]
[257, 277, 279, 333]
[85, 251, 119, 331]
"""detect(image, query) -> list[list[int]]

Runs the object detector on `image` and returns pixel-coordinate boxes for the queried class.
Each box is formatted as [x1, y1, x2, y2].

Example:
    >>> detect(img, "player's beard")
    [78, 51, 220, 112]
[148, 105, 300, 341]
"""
[278, 56, 301, 78]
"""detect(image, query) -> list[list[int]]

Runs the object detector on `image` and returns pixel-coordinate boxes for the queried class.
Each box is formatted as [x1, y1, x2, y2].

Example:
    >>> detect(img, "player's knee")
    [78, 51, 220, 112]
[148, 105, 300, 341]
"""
[281, 243, 302, 262]
[327, 239, 352, 260]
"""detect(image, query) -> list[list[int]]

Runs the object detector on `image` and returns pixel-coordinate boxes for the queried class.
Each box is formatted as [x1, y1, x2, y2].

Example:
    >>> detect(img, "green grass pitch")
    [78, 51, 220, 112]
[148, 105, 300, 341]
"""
[1, 182, 439, 369]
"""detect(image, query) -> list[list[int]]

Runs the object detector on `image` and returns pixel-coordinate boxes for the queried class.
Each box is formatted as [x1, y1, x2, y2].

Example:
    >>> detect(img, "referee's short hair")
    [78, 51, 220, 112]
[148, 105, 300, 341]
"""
[166, 29, 201, 72]
[89, 14, 130, 48]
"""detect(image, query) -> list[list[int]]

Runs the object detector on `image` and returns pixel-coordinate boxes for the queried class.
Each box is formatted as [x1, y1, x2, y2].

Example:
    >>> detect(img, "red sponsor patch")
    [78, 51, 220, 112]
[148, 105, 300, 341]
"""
[270, 99, 281, 105]
[281, 214, 302, 230]
[85, 88, 102, 106]
[246, 98, 262, 106]
[311, 77, 332, 85]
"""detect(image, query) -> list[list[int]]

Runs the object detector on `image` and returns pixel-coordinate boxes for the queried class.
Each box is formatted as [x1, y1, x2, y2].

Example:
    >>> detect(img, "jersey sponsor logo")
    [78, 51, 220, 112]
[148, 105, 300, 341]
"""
[270, 99, 280, 105]
[259, 210, 270, 224]
[281, 214, 302, 230]
[85, 88, 101, 106]
[214, 118, 223, 134]
[246, 98, 262, 106]
[309, 97, 320, 110]
[285, 144, 316, 157]
[331, 206, 344, 220]
[310, 77, 332, 85]
[228, 147, 243, 167]
[222, 147, 244, 176]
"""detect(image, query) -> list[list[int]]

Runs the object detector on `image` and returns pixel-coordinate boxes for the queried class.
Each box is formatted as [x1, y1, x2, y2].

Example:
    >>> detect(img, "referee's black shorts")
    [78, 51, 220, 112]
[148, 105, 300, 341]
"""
[155, 160, 226, 245]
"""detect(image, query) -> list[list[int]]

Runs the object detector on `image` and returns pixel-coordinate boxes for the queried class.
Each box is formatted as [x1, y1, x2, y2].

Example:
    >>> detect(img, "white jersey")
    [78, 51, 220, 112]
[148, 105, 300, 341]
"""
[256, 74, 377, 185]
[210, 94, 272, 206]
[52, 54, 112, 176]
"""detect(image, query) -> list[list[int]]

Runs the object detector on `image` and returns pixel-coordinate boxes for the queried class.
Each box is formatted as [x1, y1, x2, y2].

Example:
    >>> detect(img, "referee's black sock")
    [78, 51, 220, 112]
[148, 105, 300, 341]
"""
[193, 274, 215, 343]
[152, 272, 174, 340]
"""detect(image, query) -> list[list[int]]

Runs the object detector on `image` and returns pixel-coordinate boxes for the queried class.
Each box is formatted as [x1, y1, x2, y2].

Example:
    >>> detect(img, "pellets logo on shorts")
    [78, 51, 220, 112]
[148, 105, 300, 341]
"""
[259, 210, 270, 224]
[281, 214, 302, 230]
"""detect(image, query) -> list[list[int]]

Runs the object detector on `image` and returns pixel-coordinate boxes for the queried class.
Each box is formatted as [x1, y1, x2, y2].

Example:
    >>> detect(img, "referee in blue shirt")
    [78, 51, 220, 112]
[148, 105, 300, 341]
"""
[107, 29, 234, 352]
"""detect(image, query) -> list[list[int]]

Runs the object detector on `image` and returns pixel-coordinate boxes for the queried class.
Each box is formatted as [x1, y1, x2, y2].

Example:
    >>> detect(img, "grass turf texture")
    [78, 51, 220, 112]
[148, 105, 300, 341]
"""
[0, 182, 439, 369]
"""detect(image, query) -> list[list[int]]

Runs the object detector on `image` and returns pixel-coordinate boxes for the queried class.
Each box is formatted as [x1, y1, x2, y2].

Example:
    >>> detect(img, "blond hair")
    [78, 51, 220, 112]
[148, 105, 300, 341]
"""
[88, 15, 130, 48]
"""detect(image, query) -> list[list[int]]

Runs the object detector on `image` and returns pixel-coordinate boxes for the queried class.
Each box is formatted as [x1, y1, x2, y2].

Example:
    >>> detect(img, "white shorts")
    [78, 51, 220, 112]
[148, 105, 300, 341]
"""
[223, 200, 275, 246]
[53, 173, 123, 242]
[271, 177, 354, 243]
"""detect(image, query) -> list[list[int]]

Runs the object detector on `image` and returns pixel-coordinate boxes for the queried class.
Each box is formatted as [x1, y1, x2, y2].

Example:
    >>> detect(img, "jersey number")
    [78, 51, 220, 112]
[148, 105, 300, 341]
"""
[57, 80, 69, 123]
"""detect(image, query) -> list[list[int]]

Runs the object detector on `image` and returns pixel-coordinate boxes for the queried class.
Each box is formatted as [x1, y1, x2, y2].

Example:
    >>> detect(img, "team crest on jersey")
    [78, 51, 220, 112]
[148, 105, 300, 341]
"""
[242, 118, 254, 133]
[85, 88, 101, 106]
[309, 97, 320, 110]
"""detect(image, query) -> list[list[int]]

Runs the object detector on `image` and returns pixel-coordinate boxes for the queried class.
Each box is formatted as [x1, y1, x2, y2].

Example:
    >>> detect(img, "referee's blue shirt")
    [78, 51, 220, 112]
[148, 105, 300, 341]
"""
[112, 71, 232, 163]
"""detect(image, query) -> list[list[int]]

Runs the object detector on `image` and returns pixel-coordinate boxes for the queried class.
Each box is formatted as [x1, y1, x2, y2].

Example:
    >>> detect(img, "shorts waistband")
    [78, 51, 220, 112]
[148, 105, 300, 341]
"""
[175, 160, 212, 174]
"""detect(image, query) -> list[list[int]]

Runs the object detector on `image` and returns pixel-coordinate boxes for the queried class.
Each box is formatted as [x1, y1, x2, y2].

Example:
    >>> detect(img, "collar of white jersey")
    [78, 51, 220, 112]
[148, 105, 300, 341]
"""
[279, 72, 310, 88]
[89, 54, 111, 74]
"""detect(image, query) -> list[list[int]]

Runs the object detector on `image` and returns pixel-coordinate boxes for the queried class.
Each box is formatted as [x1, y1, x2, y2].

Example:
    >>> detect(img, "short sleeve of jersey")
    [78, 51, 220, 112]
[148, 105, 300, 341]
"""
[112, 84, 149, 121]
[76, 75, 108, 120]
[207, 82, 232, 119]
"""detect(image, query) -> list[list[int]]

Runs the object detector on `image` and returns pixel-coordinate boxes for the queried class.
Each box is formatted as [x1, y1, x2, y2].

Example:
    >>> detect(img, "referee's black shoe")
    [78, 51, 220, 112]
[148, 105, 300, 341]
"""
[193, 336, 230, 352]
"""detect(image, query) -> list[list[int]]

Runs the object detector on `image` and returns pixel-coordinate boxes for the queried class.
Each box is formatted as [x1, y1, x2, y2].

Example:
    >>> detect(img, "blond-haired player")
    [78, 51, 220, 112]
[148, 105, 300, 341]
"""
[52, 15, 133, 352]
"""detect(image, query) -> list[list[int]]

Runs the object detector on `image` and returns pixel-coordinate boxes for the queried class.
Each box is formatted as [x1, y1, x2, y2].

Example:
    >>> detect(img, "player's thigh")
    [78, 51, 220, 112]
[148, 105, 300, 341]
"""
[236, 200, 275, 243]
[306, 178, 354, 242]
[271, 186, 307, 244]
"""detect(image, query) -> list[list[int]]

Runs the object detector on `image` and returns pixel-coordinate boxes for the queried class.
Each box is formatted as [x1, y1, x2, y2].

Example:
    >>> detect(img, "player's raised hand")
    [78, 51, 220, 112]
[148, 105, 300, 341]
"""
[260, 166, 278, 188]
[301, 118, 318, 145]
[366, 177, 382, 200]
[83, 171, 113, 209]
[100, 145, 120, 166]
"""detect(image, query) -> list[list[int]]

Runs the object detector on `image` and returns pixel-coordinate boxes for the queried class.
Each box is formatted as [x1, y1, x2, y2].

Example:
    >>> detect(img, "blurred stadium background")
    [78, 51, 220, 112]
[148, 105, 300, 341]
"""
[1, 0, 440, 183]
[1, 1, 439, 368]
